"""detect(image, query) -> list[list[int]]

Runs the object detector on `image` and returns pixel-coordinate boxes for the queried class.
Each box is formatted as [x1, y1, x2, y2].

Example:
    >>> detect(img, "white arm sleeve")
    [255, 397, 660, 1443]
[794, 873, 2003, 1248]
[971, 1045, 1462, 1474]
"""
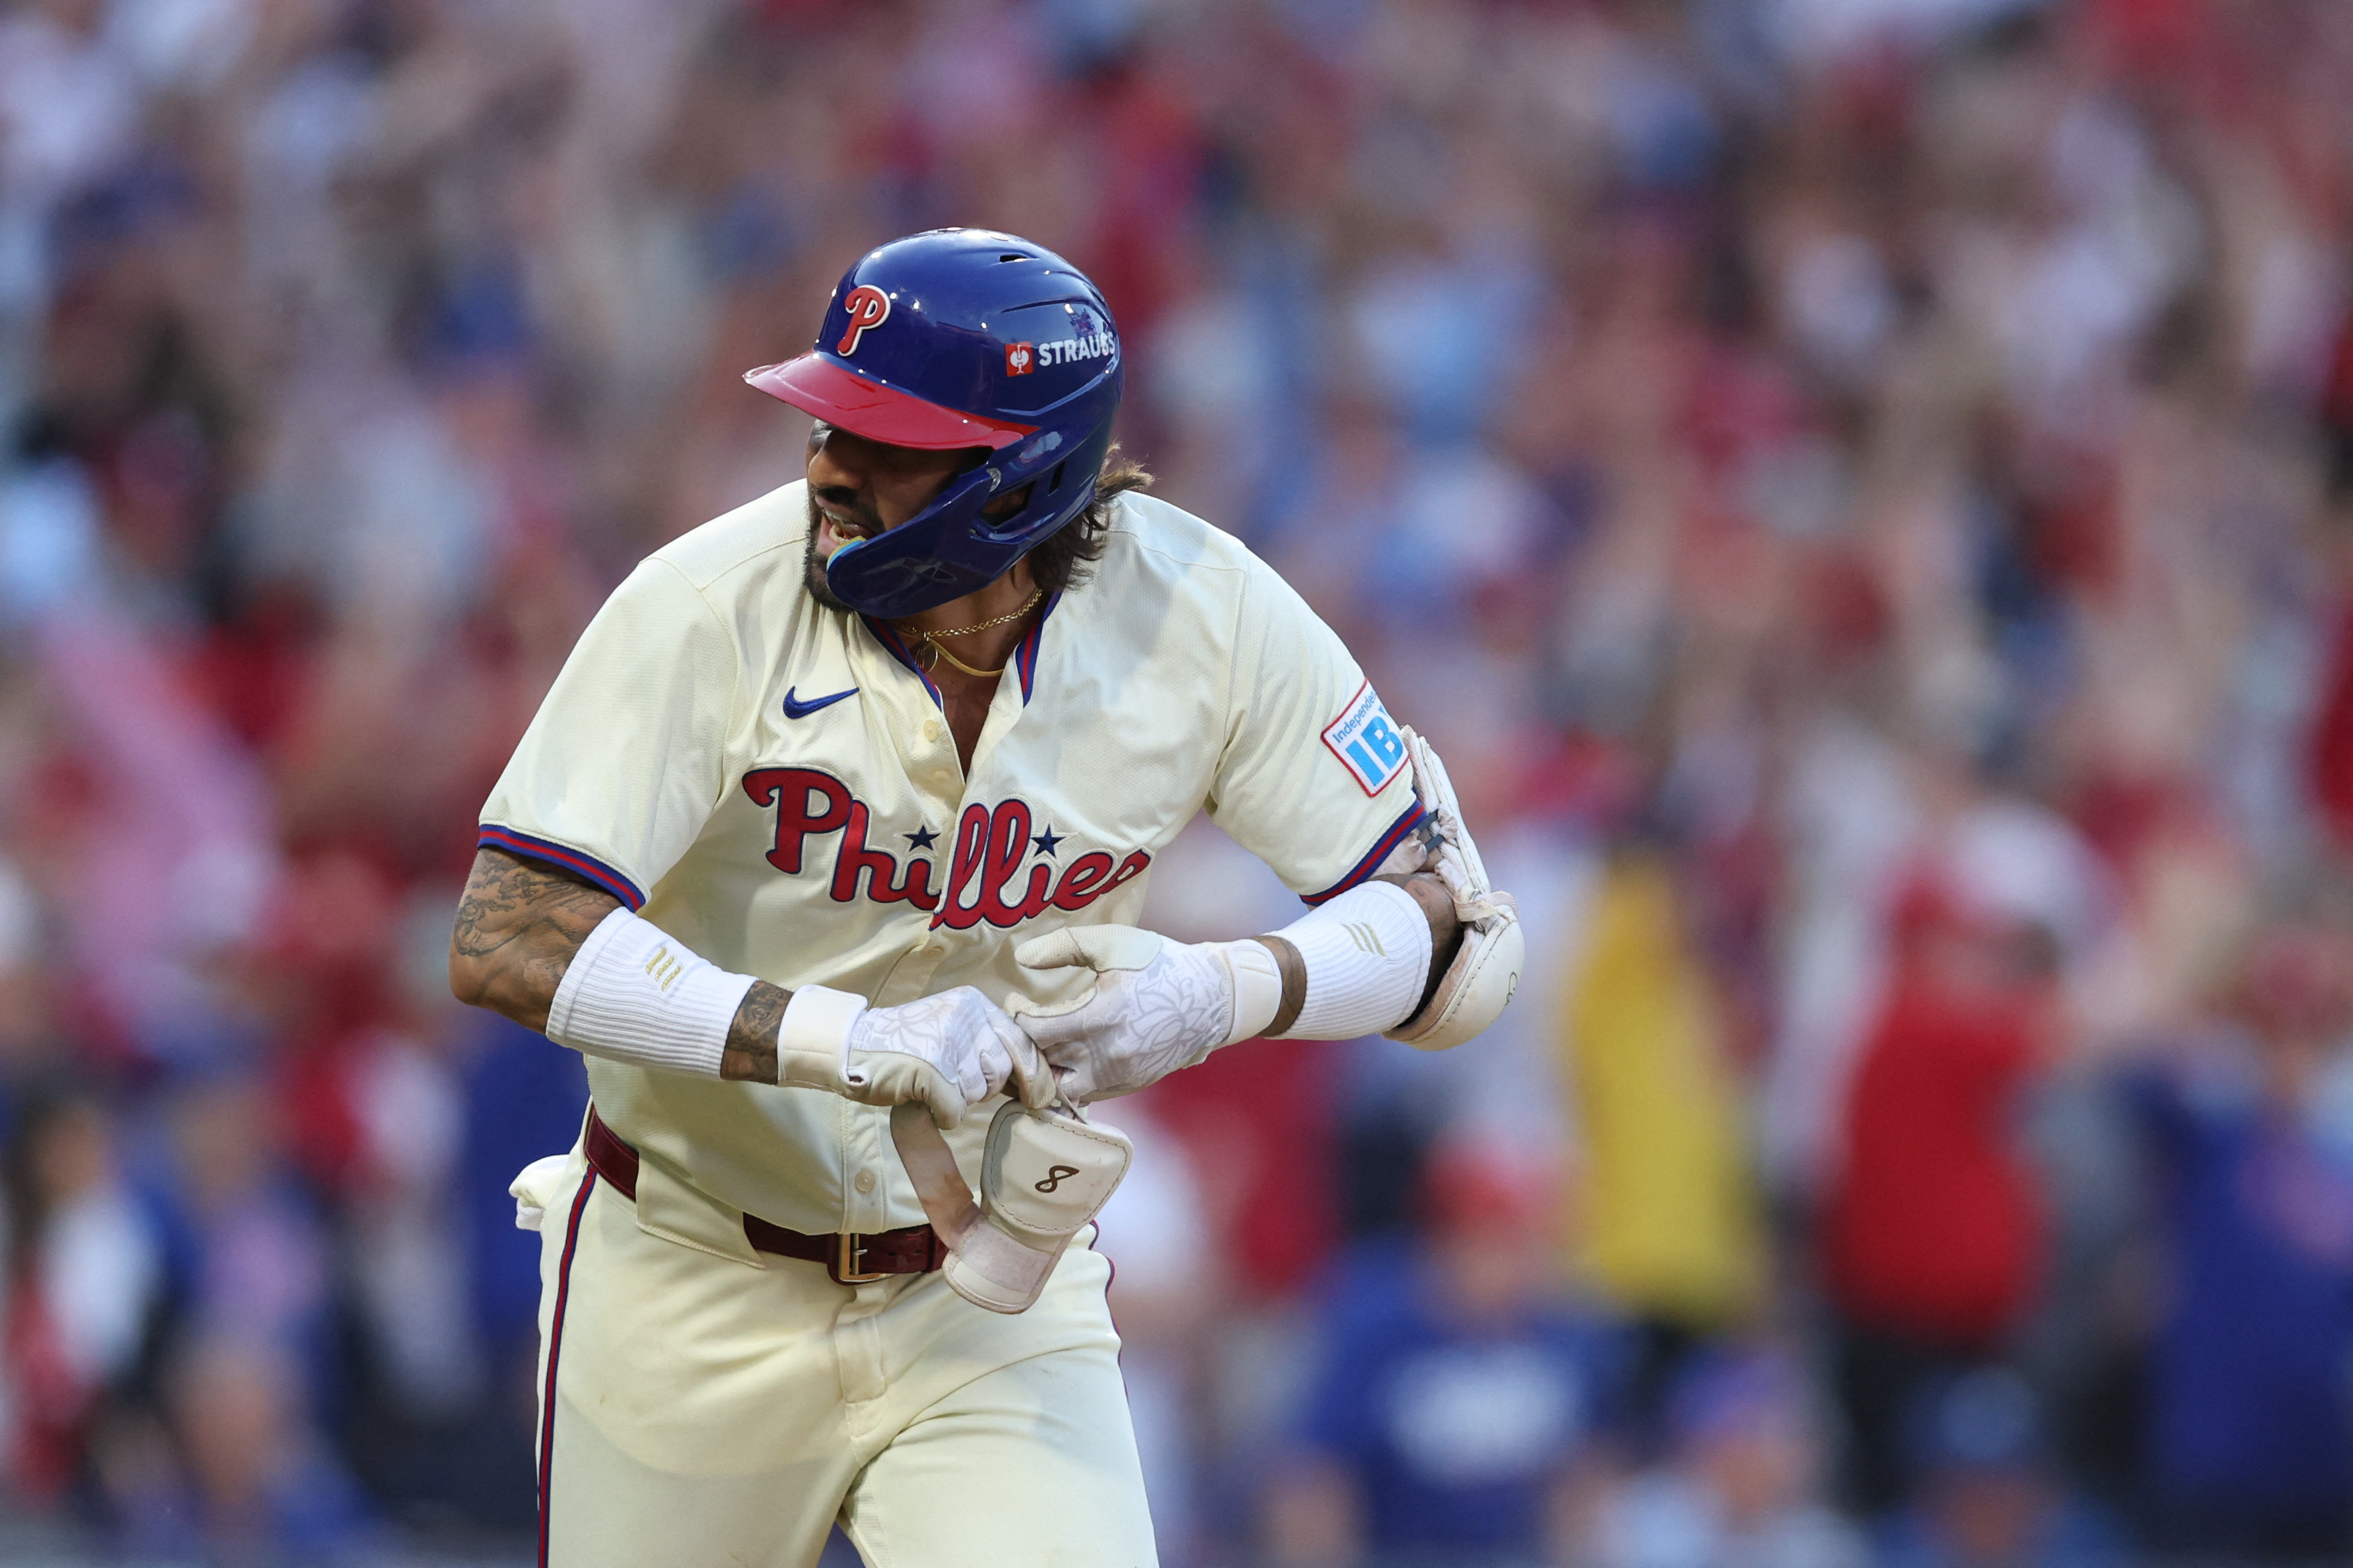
[545, 907, 757, 1080]
[1262, 880, 1433, 1040]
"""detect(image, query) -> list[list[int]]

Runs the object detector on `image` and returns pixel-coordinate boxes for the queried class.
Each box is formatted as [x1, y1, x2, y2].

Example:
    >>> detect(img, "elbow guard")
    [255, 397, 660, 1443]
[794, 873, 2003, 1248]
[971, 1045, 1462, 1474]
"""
[1381, 725, 1522, 1052]
[1384, 898, 1522, 1052]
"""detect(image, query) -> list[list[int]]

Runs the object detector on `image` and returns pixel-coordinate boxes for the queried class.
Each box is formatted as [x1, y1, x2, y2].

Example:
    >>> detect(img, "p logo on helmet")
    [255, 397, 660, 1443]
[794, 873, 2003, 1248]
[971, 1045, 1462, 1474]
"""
[837, 285, 891, 355]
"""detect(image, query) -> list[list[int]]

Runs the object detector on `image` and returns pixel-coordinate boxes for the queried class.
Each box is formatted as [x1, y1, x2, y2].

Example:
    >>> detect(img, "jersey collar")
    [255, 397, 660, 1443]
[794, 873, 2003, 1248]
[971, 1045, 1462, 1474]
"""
[859, 590, 1064, 709]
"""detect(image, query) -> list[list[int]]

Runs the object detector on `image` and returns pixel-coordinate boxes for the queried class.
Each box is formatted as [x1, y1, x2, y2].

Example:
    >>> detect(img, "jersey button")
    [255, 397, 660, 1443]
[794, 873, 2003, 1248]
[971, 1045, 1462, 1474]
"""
[853, 1169, 876, 1194]
[922, 718, 943, 742]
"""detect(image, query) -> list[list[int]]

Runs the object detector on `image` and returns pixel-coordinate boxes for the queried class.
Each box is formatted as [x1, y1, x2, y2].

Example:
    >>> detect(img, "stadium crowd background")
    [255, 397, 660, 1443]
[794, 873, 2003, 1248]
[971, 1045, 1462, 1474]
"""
[3, 0, 2353, 1562]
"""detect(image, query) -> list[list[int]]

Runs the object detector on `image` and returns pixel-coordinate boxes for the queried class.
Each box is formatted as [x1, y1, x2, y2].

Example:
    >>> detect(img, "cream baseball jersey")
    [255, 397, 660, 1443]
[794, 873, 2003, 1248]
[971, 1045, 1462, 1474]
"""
[479, 481, 1423, 1234]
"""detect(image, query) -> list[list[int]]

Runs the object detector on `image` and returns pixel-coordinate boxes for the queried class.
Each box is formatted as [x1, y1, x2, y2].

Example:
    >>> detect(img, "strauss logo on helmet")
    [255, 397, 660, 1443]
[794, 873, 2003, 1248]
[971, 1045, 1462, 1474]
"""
[837, 285, 891, 355]
[1004, 342, 1034, 376]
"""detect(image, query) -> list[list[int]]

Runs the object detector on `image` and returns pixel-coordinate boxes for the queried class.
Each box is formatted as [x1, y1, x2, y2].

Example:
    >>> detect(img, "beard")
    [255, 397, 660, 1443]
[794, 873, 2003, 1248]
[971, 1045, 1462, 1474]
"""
[803, 525, 854, 613]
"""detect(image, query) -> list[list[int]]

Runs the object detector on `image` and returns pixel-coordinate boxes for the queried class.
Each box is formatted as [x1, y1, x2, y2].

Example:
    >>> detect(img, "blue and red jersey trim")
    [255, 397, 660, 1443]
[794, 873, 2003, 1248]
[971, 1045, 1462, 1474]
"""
[478, 827, 645, 911]
[1015, 591, 1061, 705]
[1301, 799, 1430, 905]
[862, 616, 945, 709]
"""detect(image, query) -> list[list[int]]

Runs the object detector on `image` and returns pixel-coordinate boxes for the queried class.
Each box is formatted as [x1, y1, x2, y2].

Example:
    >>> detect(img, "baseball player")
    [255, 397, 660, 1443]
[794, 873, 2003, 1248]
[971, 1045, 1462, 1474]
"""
[448, 229, 1522, 1567]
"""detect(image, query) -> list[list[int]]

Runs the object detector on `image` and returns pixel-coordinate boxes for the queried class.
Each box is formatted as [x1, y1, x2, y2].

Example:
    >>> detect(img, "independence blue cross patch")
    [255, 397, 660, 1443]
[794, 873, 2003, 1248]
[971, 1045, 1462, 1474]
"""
[1322, 682, 1408, 796]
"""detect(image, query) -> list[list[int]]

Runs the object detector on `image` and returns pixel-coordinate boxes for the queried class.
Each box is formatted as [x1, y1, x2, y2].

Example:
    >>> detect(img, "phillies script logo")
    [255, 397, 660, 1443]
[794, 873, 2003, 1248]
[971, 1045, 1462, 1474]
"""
[743, 768, 1148, 929]
[1004, 342, 1034, 376]
[836, 285, 891, 355]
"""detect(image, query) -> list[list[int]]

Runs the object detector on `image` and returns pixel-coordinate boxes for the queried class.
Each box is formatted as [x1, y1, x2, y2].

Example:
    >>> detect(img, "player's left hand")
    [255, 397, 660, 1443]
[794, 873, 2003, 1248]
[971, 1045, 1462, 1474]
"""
[1009, 926, 1256, 1102]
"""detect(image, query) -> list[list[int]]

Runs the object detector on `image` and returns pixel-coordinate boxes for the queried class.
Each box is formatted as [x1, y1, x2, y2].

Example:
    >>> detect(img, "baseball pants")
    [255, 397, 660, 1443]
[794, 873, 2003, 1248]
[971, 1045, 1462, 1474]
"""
[524, 1140, 1160, 1567]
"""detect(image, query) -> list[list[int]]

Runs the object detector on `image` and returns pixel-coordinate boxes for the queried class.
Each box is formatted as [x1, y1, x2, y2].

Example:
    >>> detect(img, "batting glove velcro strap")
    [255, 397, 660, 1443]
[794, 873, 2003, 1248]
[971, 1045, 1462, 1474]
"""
[1266, 879, 1434, 1040]
[545, 907, 756, 1080]
[1385, 727, 1523, 1052]
[774, 983, 870, 1089]
[891, 1099, 1133, 1314]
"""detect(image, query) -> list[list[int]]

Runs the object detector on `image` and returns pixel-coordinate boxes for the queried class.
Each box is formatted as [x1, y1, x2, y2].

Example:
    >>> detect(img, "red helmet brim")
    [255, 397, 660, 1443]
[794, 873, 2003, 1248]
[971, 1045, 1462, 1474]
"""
[744, 355, 1036, 451]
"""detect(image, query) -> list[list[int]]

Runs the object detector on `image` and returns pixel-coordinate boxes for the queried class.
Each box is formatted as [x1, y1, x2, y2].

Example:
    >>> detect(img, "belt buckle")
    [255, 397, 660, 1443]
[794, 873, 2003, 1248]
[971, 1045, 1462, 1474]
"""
[832, 1232, 889, 1285]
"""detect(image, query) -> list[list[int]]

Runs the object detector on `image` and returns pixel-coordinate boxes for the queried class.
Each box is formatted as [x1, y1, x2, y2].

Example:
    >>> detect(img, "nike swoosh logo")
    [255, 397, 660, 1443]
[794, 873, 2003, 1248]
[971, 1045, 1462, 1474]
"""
[782, 686, 858, 720]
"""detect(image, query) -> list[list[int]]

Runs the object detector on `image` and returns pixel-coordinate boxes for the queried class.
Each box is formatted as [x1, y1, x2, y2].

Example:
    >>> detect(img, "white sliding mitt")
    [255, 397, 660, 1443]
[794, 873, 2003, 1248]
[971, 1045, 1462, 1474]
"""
[1386, 727, 1523, 1051]
[777, 984, 1049, 1128]
[891, 1098, 1132, 1313]
[1006, 926, 1283, 1102]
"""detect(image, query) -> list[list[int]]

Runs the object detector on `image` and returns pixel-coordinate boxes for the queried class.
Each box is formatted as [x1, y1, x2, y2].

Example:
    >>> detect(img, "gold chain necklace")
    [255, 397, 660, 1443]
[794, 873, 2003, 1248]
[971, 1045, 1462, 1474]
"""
[897, 588, 1043, 679]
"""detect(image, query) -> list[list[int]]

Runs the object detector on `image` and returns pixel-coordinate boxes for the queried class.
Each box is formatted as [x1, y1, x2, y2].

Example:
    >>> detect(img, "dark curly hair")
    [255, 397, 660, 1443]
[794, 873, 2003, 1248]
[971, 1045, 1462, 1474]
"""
[1023, 445, 1154, 596]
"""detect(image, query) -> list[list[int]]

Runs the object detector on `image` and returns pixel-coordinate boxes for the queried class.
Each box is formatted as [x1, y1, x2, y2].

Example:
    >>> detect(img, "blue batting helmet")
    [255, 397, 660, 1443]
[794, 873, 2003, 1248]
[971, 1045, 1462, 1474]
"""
[745, 229, 1124, 618]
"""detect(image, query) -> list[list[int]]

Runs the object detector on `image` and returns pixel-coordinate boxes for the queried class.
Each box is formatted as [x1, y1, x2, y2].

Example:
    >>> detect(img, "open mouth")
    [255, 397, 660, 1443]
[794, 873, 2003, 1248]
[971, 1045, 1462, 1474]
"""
[817, 506, 880, 549]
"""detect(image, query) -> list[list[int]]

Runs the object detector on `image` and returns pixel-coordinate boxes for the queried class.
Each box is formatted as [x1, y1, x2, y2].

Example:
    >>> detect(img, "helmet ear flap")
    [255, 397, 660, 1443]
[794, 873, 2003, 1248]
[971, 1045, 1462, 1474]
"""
[966, 415, 1111, 547]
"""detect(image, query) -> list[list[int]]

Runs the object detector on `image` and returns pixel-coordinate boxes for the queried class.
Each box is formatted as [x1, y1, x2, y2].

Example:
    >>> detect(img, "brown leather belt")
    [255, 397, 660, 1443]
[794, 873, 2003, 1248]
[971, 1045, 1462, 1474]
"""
[584, 1107, 945, 1285]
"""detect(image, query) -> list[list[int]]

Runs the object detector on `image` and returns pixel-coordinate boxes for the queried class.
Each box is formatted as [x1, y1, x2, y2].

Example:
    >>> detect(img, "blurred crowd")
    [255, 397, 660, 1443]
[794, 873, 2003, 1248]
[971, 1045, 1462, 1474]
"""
[4, 0, 2353, 1562]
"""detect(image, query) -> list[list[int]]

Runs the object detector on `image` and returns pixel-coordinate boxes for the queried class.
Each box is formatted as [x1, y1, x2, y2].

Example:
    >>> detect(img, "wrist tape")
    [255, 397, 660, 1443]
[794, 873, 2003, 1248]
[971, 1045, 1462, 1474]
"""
[1217, 939, 1286, 1046]
[776, 984, 869, 1092]
[1263, 880, 1432, 1040]
[546, 907, 756, 1080]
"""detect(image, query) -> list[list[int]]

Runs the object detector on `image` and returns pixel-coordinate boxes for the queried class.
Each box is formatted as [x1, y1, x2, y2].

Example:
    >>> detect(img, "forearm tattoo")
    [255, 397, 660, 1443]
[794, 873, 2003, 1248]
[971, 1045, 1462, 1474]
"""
[450, 848, 622, 1031]
[722, 981, 791, 1084]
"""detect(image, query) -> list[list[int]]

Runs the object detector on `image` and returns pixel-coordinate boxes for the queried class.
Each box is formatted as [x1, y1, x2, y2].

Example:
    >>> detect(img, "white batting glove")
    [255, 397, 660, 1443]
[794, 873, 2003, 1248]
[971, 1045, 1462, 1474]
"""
[777, 984, 1049, 1128]
[1009, 927, 1283, 1102]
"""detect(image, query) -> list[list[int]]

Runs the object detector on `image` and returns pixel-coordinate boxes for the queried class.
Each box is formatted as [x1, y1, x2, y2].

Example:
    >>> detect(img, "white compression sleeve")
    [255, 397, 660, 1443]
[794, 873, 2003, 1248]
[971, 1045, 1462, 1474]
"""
[545, 907, 757, 1080]
[1266, 880, 1433, 1040]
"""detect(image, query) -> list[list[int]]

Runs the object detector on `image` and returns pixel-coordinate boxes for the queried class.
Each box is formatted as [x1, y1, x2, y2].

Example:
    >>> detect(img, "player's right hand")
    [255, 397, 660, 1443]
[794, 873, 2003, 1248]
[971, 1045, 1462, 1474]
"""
[841, 987, 1049, 1128]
